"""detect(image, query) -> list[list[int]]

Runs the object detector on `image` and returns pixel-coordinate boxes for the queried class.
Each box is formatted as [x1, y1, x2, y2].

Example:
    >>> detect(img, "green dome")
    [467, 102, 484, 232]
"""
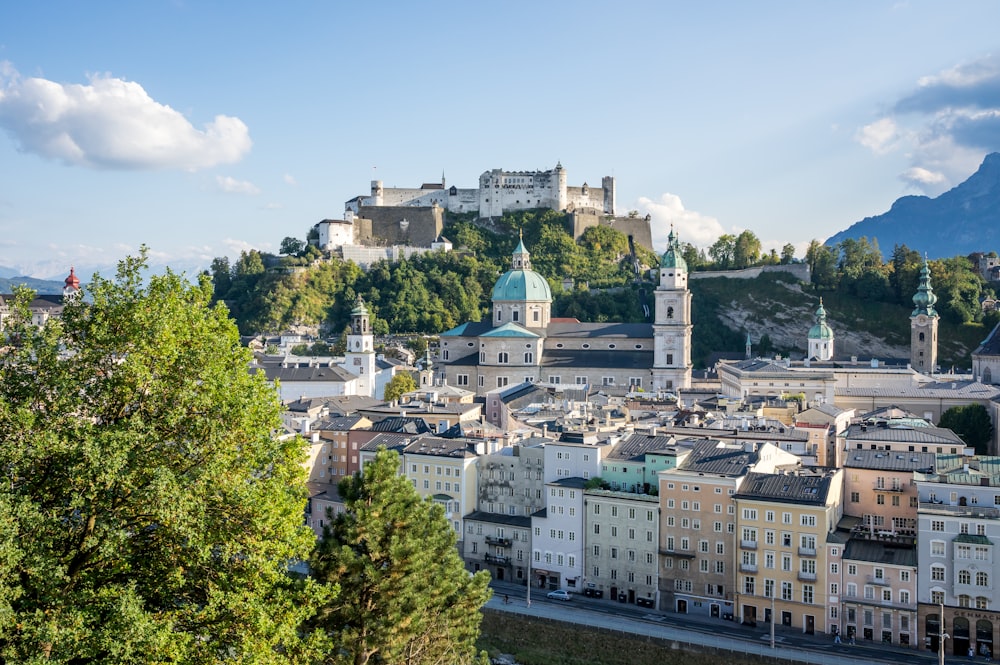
[660, 227, 687, 271]
[808, 299, 833, 340]
[491, 269, 552, 302]
[351, 296, 369, 316]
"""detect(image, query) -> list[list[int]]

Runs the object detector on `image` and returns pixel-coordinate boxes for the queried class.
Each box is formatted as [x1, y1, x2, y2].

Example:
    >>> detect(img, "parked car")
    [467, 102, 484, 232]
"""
[546, 589, 572, 601]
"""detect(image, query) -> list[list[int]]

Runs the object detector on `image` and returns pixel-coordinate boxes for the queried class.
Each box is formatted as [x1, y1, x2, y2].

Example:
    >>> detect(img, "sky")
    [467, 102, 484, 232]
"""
[2, 2, 1000, 279]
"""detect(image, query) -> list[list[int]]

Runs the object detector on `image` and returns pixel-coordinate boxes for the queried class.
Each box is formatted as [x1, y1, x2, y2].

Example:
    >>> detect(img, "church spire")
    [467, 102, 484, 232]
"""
[512, 229, 530, 270]
[911, 255, 938, 317]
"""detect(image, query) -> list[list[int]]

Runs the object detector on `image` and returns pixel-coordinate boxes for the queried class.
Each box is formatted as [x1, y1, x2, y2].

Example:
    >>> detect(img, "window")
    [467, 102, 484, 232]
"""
[978, 572, 989, 586]
[931, 541, 946, 557]
[742, 508, 758, 520]
[931, 566, 945, 582]
[802, 585, 814, 604]
[800, 514, 816, 527]
[781, 581, 793, 601]
[931, 520, 944, 532]
[497, 352, 508, 364]
[456, 374, 469, 386]
[850, 491, 860, 503]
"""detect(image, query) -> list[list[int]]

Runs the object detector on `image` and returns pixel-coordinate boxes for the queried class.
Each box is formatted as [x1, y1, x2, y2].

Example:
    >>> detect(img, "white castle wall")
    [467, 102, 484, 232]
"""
[345, 164, 614, 218]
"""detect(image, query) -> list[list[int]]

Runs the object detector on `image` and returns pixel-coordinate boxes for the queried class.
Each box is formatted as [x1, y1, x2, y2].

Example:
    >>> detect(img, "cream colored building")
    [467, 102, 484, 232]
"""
[733, 468, 844, 635]
[658, 440, 799, 616]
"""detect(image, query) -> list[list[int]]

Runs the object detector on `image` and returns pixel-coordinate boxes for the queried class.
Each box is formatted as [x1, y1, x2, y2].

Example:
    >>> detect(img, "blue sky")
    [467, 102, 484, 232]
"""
[2, 2, 1000, 279]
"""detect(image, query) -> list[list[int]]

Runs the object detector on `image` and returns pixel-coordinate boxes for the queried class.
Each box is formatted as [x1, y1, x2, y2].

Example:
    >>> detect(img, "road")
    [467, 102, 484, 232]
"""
[487, 581, 973, 665]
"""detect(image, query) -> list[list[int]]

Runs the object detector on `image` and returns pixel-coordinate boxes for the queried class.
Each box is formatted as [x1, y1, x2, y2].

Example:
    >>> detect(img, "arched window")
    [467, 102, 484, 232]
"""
[919, 332, 925, 341]
[667, 306, 674, 319]
[959, 595, 972, 608]
[977, 572, 989, 586]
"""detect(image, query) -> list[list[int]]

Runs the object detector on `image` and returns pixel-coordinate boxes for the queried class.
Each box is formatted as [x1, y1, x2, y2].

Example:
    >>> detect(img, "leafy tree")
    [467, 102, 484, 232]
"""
[0, 251, 322, 663]
[733, 230, 762, 269]
[311, 448, 491, 665]
[780, 243, 796, 265]
[939, 403, 994, 455]
[383, 372, 418, 402]
[708, 234, 736, 269]
[281, 236, 307, 256]
[805, 240, 837, 289]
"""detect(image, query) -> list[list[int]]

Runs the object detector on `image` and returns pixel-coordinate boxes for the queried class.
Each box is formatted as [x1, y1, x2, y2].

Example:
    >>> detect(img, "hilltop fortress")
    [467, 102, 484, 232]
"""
[318, 163, 653, 257]
[345, 162, 615, 218]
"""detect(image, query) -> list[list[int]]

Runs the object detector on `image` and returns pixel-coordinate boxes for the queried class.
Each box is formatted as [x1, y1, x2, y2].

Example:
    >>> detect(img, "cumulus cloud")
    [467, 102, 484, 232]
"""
[0, 62, 251, 170]
[215, 175, 260, 195]
[856, 117, 900, 155]
[856, 54, 1000, 195]
[283, 173, 297, 186]
[635, 193, 726, 250]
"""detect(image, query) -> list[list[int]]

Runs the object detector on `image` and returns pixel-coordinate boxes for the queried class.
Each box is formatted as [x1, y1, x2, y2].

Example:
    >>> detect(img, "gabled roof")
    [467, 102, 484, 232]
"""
[481, 322, 540, 338]
[735, 470, 836, 505]
[605, 433, 680, 462]
[676, 439, 759, 476]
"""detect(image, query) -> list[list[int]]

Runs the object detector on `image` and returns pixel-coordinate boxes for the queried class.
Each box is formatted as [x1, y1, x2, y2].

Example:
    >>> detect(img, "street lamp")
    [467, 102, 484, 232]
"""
[770, 594, 776, 650]
[939, 602, 949, 665]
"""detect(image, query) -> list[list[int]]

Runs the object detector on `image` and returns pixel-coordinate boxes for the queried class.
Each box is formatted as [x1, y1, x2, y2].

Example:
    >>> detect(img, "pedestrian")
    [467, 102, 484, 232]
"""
[504, 594, 509, 605]
[834, 633, 841, 644]
[849, 632, 855, 645]
[972, 646, 977, 659]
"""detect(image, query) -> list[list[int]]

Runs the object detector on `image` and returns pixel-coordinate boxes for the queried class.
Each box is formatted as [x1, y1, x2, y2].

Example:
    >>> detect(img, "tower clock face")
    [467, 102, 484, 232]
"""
[916, 315, 927, 325]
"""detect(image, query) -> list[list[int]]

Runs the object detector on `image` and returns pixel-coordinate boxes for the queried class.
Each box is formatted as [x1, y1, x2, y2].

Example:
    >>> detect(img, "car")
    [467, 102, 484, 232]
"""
[546, 589, 571, 601]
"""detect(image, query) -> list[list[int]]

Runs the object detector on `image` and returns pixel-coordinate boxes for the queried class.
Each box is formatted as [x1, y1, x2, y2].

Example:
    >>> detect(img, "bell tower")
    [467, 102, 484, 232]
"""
[652, 226, 692, 391]
[345, 296, 376, 397]
[910, 256, 939, 372]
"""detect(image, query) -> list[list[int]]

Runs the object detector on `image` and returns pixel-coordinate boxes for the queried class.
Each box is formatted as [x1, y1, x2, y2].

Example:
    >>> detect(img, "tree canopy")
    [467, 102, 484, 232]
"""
[383, 372, 418, 402]
[0, 251, 321, 663]
[311, 448, 491, 665]
[939, 403, 995, 455]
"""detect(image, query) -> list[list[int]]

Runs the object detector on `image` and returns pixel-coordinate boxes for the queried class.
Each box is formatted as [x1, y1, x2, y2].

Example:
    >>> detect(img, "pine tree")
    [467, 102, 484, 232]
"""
[311, 448, 491, 665]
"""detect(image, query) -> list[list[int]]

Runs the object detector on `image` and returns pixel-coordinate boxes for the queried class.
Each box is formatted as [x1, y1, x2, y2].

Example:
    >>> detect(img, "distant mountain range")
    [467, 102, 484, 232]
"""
[0, 275, 66, 295]
[826, 152, 1000, 258]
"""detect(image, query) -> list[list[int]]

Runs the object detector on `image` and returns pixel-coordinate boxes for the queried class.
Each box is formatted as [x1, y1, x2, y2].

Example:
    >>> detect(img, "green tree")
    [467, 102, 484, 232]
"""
[0, 250, 322, 663]
[383, 372, 418, 402]
[733, 230, 762, 269]
[708, 234, 736, 269]
[311, 449, 491, 665]
[780, 243, 796, 265]
[281, 236, 306, 256]
[805, 240, 837, 289]
[939, 403, 994, 455]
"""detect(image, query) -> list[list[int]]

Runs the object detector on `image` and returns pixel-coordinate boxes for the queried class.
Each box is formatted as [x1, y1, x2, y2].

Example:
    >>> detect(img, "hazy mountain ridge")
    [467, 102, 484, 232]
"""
[826, 152, 1000, 257]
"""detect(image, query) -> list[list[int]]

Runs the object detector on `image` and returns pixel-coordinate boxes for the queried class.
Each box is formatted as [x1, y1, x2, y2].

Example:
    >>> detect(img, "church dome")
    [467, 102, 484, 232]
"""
[491, 269, 552, 302]
[660, 227, 687, 271]
[492, 235, 552, 302]
[808, 299, 834, 340]
[911, 257, 938, 316]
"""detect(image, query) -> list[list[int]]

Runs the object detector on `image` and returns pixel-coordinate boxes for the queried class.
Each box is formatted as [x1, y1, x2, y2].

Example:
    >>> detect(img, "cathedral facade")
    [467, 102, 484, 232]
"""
[436, 231, 692, 395]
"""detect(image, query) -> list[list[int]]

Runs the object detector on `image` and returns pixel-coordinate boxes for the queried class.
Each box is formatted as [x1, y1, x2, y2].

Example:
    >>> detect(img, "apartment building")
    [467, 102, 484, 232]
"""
[584, 489, 660, 606]
[733, 468, 844, 634]
[658, 439, 799, 616]
[916, 455, 1000, 658]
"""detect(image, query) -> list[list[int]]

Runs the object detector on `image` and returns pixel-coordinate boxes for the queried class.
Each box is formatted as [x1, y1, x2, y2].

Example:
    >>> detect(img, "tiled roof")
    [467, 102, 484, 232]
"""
[843, 539, 916, 566]
[463, 510, 532, 528]
[843, 450, 937, 471]
[677, 439, 759, 476]
[605, 433, 680, 462]
[735, 470, 836, 505]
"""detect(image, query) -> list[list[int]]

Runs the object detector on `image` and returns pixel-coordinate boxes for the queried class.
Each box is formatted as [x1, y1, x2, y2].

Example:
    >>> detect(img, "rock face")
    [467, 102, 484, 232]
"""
[826, 152, 1000, 258]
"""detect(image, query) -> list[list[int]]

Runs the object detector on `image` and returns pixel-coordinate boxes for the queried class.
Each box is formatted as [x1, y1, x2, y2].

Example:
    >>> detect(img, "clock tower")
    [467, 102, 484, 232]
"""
[910, 256, 939, 373]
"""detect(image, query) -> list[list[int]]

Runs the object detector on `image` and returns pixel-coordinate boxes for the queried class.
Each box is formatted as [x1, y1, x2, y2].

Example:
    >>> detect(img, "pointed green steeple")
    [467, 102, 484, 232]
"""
[660, 224, 687, 270]
[911, 256, 938, 317]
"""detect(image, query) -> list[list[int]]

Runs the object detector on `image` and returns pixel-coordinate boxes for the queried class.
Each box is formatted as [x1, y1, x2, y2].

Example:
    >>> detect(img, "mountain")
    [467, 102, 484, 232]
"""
[0, 275, 67, 295]
[826, 152, 1000, 257]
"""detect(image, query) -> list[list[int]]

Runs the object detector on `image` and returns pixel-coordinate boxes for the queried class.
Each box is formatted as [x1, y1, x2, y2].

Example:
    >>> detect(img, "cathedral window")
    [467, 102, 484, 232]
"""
[498, 352, 509, 364]
[666, 354, 674, 365]
[524, 352, 533, 363]
[513, 310, 519, 322]
[667, 307, 674, 319]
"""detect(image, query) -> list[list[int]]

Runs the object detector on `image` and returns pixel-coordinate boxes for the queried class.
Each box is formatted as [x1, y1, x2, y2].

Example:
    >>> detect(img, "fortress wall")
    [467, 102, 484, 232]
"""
[355, 206, 443, 247]
[688, 263, 811, 281]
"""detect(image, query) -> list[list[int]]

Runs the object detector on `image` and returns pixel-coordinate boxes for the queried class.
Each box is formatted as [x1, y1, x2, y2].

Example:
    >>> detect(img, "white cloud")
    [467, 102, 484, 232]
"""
[635, 193, 726, 250]
[856, 117, 900, 155]
[283, 173, 297, 186]
[0, 62, 251, 170]
[215, 175, 260, 195]
[901, 166, 947, 186]
[262, 202, 283, 209]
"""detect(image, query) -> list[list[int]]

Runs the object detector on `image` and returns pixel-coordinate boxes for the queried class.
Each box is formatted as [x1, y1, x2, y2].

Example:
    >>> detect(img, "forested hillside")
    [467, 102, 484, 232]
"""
[208, 211, 998, 369]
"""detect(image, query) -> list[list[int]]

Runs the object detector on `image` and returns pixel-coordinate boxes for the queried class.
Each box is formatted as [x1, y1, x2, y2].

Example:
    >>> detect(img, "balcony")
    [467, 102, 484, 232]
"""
[798, 546, 817, 557]
[740, 563, 758, 573]
[798, 571, 817, 582]
[741, 540, 758, 550]
[659, 548, 696, 559]
[484, 553, 510, 565]
[920, 503, 1000, 519]
[867, 575, 891, 587]
[874, 482, 906, 492]
[486, 536, 512, 548]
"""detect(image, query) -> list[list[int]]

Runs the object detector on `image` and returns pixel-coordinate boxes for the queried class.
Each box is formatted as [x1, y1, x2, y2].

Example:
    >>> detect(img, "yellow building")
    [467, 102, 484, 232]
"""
[733, 468, 844, 635]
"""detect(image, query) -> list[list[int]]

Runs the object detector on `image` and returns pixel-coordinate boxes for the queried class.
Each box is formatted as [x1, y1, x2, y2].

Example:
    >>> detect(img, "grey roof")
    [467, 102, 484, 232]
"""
[843, 539, 917, 567]
[306, 481, 344, 504]
[605, 433, 680, 462]
[403, 436, 478, 459]
[256, 364, 356, 383]
[837, 383, 1000, 399]
[463, 510, 532, 528]
[677, 439, 759, 476]
[314, 415, 368, 432]
[360, 432, 424, 452]
[368, 417, 433, 434]
[540, 348, 654, 370]
[842, 423, 964, 445]
[974, 321, 1000, 356]
[548, 477, 589, 489]
[735, 470, 836, 505]
[843, 450, 937, 471]
[545, 322, 653, 339]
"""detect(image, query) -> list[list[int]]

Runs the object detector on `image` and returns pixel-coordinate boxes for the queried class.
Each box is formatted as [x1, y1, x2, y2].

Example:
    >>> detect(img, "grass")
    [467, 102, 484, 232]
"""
[477, 610, 788, 665]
